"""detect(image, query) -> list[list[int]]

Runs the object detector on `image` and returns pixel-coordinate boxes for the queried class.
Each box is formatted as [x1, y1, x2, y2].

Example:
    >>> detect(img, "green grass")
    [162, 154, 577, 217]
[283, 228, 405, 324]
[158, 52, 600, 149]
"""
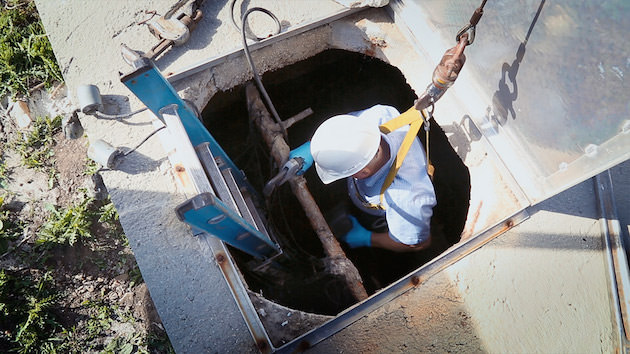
[0, 157, 8, 189]
[11, 115, 62, 188]
[0, 269, 63, 353]
[0, 0, 62, 98]
[84, 157, 100, 176]
[0, 194, 23, 254]
[37, 196, 93, 247]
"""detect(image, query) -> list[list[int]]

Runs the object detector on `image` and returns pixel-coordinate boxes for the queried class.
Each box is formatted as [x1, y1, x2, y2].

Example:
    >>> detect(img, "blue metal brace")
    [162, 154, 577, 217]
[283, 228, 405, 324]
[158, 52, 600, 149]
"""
[120, 58, 246, 186]
[176, 193, 279, 259]
[120, 58, 278, 259]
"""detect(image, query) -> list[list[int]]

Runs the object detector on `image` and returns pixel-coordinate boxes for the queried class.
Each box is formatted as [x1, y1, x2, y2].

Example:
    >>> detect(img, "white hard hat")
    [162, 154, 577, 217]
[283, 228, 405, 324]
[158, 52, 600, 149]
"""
[310, 115, 381, 184]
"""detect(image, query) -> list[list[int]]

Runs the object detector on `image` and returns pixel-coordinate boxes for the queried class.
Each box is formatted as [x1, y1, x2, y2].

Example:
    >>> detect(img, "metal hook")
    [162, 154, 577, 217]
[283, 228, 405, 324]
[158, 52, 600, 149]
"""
[456, 24, 476, 46]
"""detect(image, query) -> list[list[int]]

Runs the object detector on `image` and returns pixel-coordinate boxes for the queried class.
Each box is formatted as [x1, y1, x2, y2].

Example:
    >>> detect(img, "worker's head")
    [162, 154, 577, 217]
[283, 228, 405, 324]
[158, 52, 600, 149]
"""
[310, 114, 381, 184]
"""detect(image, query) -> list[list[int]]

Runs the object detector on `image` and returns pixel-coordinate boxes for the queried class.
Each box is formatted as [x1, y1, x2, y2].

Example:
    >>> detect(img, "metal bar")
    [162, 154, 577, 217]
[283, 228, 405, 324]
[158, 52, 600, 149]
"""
[595, 171, 630, 349]
[245, 83, 368, 302]
[196, 142, 239, 212]
[199, 235, 275, 354]
[166, 7, 364, 83]
[222, 168, 260, 235]
[277, 210, 529, 353]
[161, 105, 216, 197]
[120, 59, 248, 187]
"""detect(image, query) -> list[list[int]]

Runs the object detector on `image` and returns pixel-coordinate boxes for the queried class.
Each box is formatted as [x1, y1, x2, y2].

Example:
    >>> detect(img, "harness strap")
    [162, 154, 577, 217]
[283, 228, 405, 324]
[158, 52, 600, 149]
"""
[362, 107, 433, 210]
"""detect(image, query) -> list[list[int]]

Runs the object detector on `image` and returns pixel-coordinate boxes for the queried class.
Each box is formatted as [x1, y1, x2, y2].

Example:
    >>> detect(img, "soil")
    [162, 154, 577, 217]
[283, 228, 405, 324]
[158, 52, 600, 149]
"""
[0, 87, 170, 352]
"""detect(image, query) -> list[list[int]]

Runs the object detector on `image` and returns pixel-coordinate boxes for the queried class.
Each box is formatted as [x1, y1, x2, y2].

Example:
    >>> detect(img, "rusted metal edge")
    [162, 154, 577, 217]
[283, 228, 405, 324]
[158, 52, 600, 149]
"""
[200, 235, 275, 353]
[277, 209, 529, 353]
[165, 7, 365, 83]
[595, 171, 630, 350]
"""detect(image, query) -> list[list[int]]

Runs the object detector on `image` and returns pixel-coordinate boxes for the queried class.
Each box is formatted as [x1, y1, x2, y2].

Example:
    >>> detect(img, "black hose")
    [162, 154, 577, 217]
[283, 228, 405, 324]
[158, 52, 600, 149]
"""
[234, 3, 287, 139]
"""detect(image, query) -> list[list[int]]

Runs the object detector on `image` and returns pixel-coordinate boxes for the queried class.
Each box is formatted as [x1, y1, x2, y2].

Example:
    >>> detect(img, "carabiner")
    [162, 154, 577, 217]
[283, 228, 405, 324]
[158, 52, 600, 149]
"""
[456, 24, 476, 46]
[424, 98, 434, 132]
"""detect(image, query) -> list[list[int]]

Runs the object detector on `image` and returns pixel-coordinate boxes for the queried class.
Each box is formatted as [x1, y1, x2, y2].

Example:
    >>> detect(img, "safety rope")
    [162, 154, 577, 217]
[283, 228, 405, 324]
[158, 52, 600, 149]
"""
[360, 106, 433, 210]
[363, 0, 489, 210]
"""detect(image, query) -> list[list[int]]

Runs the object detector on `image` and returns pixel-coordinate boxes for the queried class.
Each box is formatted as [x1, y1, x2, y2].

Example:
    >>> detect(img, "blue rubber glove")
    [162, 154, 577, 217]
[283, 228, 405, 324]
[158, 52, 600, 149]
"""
[341, 215, 372, 248]
[289, 141, 313, 175]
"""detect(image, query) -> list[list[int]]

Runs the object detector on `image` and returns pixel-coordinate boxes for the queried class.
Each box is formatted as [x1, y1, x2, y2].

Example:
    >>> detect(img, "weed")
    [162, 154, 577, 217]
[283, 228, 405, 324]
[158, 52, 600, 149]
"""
[37, 196, 93, 247]
[0, 0, 63, 98]
[82, 299, 113, 340]
[0, 269, 63, 353]
[97, 199, 128, 244]
[84, 157, 100, 176]
[0, 195, 23, 254]
[98, 200, 119, 225]
[11, 115, 61, 188]
[0, 157, 8, 189]
[128, 265, 144, 287]
[103, 333, 148, 354]
[148, 330, 176, 354]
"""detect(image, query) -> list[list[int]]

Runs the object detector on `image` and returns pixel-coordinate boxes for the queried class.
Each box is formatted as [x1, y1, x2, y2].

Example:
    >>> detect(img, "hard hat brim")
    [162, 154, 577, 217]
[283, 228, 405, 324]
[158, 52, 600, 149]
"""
[315, 162, 342, 184]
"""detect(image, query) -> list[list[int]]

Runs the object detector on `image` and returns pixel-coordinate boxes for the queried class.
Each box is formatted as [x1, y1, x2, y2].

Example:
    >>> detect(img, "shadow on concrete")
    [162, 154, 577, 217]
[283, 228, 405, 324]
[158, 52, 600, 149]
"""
[441, 114, 482, 162]
[489, 0, 546, 127]
[115, 152, 166, 175]
[100, 94, 152, 126]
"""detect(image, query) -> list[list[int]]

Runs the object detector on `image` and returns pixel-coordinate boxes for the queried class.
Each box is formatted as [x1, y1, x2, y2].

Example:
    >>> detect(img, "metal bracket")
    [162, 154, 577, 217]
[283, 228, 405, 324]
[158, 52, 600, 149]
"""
[176, 193, 280, 259]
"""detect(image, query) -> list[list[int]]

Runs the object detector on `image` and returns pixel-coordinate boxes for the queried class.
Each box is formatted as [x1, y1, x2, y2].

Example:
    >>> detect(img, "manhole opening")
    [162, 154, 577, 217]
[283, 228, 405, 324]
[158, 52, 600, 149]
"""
[202, 49, 470, 315]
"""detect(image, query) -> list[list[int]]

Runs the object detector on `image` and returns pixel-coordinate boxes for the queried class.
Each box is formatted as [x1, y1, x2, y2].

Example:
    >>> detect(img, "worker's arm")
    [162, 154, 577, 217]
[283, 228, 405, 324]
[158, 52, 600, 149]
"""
[289, 141, 313, 175]
[342, 215, 430, 252]
[371, 231, 431, 252]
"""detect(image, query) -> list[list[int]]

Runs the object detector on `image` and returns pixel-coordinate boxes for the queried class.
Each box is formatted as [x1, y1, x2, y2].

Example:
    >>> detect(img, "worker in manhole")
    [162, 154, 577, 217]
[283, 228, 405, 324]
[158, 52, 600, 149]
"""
[289, 36, 472, 253]
[291, 106, 440, 252]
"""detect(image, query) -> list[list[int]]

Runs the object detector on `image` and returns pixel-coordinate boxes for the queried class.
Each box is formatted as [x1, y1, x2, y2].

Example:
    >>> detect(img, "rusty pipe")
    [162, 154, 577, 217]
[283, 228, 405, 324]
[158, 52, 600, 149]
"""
[245, 83, 368, 302]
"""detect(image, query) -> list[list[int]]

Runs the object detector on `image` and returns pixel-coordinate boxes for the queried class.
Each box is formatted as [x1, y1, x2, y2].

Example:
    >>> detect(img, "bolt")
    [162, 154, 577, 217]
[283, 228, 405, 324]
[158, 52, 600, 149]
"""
[505, 219, 514, 228]
[215, 254, 226, 264]
[175, 165, 185, 173]
[410, 275, 420, 286]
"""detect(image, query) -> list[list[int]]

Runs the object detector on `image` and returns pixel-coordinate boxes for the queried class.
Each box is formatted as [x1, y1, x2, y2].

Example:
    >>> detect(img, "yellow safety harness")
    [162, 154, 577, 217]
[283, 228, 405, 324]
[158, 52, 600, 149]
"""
[360, 106, 434, 210]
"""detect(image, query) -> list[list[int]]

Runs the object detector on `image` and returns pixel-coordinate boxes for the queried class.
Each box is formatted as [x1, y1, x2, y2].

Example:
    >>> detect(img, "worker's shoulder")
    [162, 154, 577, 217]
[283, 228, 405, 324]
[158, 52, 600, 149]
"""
[354, 104, 400, 120]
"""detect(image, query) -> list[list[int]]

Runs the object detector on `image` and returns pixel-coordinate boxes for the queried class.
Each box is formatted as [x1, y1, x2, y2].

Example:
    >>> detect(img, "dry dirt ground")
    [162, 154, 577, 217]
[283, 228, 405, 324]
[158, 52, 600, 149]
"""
[0, 87, 172, 352]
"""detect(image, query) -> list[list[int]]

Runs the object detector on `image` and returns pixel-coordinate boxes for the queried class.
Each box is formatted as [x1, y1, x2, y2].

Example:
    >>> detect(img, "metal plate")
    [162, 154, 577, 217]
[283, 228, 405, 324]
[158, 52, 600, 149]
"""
[390, 0, 630, 204]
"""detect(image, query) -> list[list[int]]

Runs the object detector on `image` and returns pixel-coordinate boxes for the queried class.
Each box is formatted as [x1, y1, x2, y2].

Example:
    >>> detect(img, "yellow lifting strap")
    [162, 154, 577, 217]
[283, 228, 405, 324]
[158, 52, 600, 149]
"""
[370, 107, 433, 209]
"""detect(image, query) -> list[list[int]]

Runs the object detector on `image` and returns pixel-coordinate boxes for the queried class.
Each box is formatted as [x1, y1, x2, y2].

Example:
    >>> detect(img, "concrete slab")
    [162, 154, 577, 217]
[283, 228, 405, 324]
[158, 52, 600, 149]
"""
[310, 175, 617, 353]
[35, 0, 630, 352]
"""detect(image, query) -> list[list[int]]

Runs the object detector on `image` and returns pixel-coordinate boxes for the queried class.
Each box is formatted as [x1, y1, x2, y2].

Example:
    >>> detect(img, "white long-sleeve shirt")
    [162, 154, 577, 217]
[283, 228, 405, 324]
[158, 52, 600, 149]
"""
[347, 105, 436, 245]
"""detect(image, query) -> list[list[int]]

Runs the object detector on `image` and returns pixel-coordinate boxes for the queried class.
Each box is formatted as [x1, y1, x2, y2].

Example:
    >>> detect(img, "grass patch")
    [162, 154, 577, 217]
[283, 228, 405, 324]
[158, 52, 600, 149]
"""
[11, 115, 61, 188]
[0, 195, 23, 254]
[37, 196, 93, 247]
[0, 269, 63, 353]
[84, 157, 100, 176]
[0, 157, 8, 189]
[0, 0, 62, 98]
